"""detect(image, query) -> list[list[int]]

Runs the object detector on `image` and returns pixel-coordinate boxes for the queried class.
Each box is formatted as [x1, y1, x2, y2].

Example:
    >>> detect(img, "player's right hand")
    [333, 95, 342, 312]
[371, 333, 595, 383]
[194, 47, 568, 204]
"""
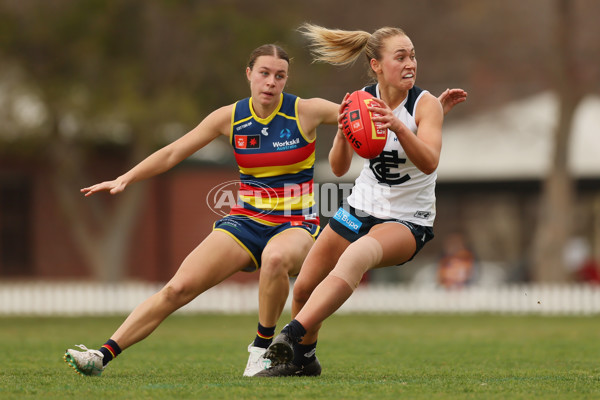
[80, 179, 127, 197]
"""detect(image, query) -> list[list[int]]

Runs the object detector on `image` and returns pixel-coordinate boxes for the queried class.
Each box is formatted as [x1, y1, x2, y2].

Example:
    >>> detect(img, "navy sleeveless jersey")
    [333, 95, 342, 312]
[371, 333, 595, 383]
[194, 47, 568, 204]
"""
[229, 93, 319, 224]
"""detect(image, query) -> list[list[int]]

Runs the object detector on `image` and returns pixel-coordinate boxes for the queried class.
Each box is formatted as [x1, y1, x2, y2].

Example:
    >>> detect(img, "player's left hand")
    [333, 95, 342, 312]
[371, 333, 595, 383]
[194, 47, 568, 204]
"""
[438, 88, 467, 115]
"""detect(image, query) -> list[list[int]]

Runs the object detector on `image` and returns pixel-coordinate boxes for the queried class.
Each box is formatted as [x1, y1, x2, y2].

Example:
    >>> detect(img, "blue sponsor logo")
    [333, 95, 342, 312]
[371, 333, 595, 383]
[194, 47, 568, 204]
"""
[333, 208, 362, 233]
[280, 128, 291, 139]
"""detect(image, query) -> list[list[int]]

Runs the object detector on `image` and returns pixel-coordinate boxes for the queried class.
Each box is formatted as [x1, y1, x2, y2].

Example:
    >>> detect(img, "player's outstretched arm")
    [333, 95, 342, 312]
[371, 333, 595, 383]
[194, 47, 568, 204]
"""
[81, 105, 231, 197]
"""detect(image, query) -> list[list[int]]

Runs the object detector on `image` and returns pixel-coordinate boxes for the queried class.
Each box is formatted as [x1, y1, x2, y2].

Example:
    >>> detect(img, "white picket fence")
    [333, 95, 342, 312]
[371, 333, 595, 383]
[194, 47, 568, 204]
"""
[0, 281, 599, 316]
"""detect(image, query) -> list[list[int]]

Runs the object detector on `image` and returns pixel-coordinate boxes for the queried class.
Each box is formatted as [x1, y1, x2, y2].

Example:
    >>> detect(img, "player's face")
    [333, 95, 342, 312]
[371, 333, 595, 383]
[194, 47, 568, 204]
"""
[374, 35, 416, 91]
[246, 55, 289, 108]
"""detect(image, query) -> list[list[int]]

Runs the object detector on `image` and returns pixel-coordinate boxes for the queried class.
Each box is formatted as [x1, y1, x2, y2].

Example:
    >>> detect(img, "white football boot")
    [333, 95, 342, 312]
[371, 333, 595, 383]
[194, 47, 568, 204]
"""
[243, 343, 272, 377]
[64, 344, 105, 376]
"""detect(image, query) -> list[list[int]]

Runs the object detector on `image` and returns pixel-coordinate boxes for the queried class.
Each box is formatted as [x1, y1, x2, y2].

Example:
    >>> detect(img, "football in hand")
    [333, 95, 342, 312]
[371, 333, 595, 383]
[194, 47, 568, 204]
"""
[341, 90, 387, 159]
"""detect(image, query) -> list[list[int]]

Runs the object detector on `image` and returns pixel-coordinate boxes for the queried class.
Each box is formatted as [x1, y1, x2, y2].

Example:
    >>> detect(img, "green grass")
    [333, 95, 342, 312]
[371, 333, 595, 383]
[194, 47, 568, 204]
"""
[0, 314, 598, 399]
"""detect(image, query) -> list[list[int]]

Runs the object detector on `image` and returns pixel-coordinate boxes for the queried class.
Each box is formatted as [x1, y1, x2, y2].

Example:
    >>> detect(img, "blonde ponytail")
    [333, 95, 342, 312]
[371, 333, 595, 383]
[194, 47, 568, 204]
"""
[299, 23, 408, 78]
[298, 23, 371, 66]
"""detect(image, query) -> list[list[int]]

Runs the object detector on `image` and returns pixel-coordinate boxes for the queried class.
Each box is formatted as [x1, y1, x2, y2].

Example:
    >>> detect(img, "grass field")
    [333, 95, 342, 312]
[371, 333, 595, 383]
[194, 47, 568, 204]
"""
[0, 313, 598, 399]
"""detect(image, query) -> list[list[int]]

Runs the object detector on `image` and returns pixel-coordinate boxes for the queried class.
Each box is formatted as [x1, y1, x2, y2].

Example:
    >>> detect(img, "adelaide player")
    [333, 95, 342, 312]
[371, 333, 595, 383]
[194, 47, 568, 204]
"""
[64, 43, 341, 377]
[256, 24, 467, 376]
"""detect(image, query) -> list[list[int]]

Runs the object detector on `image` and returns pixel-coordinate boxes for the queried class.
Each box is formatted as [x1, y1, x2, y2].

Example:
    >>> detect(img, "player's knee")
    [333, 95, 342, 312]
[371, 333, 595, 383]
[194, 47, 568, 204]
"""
[292, 279, 314, 305]
[261, 251, 292, 277]
[331, 237, 383, 289]
[160, 283, 193, 307]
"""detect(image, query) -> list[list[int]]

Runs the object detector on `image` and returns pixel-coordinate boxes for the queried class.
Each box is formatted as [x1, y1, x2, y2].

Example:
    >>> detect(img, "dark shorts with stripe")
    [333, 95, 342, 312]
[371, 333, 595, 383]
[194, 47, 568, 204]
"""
[213, 215, 320, 272]
[328, 200, 434, 264]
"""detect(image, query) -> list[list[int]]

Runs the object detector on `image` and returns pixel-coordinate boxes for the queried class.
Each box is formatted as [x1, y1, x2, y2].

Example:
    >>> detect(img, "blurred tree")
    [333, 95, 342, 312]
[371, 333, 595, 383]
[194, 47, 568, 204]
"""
[530, 0, 599, 282]
[0, 0, 292, 280]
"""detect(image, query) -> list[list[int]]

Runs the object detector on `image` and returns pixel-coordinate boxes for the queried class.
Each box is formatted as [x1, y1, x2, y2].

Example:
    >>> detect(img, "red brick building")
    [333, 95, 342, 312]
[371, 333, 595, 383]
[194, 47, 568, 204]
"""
[0, 160, 262, 283]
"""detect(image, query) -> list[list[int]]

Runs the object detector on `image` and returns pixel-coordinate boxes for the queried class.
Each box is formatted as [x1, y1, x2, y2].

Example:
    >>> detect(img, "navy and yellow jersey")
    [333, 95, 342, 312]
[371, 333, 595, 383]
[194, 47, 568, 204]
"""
[229, 92, 319, 225]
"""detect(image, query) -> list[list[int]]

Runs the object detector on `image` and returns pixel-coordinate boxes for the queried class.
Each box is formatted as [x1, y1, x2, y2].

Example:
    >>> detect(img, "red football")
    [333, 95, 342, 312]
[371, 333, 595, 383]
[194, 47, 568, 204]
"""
[341, 90, 387, 159]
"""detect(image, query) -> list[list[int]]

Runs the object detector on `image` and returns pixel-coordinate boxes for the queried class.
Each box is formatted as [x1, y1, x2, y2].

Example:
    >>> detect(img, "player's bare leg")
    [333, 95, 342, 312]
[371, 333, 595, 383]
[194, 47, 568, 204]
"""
[256, 226, 348, 377]
[244, 228, 314, 377]
[65, 231, 252, 376]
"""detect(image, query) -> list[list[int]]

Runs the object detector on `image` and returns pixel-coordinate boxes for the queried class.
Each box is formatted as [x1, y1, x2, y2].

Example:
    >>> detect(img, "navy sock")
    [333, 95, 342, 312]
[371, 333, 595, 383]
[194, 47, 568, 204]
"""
[253, 323, 275, 348]
[293, 341, 317, 367]
[281, 319, 307, 342]
[99, 339, 122, 366]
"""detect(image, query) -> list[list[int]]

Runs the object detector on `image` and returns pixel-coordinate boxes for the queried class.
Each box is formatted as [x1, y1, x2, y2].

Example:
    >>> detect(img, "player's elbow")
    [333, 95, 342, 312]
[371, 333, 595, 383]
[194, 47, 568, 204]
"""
[418, 147, 440, 175]
[419, 159, 439, 175]
[423, 165, 438, 175]
[329, 158, 351, 177]
[331, 164, 349, 177]
[329, 153, 351, 177]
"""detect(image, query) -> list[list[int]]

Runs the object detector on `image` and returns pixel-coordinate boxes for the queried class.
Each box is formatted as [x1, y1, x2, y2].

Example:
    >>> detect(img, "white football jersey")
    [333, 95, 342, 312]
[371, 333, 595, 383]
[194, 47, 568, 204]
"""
[347, 84, 436, 226]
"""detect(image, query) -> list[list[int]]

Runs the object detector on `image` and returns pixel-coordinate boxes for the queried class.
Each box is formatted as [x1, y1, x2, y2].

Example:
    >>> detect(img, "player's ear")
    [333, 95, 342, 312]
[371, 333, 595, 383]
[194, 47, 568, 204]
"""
[246, 67, 252, 81]
[369, 58, 381, 75]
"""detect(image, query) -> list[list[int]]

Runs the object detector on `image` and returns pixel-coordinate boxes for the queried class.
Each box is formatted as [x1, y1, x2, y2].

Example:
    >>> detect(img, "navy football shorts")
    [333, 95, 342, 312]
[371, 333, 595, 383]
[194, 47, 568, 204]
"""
[213, 215, 320, 271]
[328, 200, 434, 264]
